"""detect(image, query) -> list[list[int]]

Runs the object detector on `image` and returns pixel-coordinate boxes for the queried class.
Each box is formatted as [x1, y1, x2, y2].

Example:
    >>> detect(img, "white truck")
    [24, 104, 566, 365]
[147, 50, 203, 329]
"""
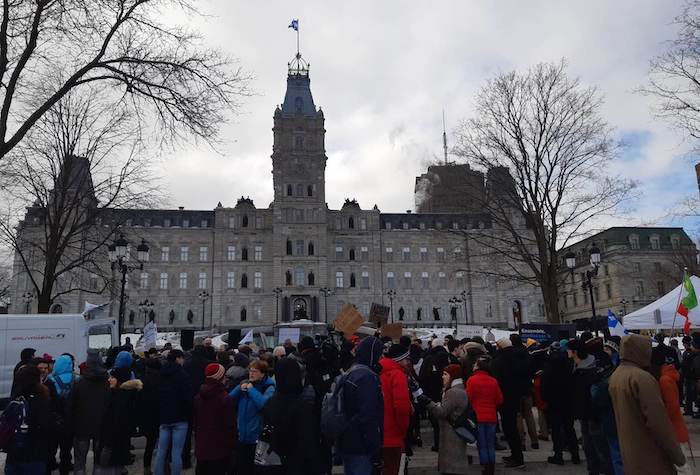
[0, 313, 118, 400]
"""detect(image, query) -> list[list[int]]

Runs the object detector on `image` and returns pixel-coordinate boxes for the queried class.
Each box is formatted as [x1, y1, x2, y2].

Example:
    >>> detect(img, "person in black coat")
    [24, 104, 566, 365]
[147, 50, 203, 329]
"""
[183, 345, 210, 468]
[139, 357, 162, 474]
[10, 348, 36, 397]
[418, 342, 449, 451]
[491, 337, 525, 468]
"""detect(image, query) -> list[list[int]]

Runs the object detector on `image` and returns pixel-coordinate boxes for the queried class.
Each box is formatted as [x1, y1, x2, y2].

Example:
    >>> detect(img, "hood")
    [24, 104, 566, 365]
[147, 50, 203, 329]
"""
[20, 348, 36, 363]
[379, 357, 404, 374]
[198, 379, 226, 399]
[52, 355, 74, 385]
[356, 336, 383, 370]
[660, 364, 680, 382]
[114, 351, 133, 369]
[85, 349, 106, 376]
[620, 334, 652, 368]
[575, 354, 596, 371]
[120, 379, 143, 391]
[274, 358, 303, 394]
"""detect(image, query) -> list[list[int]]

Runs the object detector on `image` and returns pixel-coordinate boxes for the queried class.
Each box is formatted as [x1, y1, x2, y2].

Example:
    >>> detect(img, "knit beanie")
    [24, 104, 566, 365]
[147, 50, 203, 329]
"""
[205, 363, 225, 381]
[114, 351, 133, 369]
[443, 364, 462, 383]
[496, 337, 512, 349]
[385, 344, 410, 362]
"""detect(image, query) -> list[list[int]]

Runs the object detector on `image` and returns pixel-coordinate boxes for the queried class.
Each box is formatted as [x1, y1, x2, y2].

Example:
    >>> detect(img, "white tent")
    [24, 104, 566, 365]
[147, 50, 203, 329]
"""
[624, 275, 700, 330]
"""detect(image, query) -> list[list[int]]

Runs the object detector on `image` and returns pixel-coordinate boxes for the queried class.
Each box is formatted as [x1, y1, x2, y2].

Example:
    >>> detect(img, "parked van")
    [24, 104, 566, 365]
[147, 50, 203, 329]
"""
[0, 314, 118, 400]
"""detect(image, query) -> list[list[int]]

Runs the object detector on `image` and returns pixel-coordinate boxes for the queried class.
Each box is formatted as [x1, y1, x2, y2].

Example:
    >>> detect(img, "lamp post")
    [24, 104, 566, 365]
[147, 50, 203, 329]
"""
[565, 243, 601, 336]
[387, 289, 396, 324]
[138, 299, 154, 326]
[109, 235, 149, 341]
[22, 292, 34, 314]
[448, 297, 459, 332]
[198, 290, 210, 330]
[449, 290, 470, 326]
[320, 287, 332, 323]
[273, 287, 282, 324]
[620, 298, 629, 324]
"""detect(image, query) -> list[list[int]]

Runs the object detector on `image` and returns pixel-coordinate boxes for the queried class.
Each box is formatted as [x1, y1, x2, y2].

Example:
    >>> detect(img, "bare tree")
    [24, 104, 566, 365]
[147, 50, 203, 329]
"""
[0, 0, 249, 163]
[0, 89, 160, 313]
[452, 60, 634, 323]
[0, 265, 10, 306]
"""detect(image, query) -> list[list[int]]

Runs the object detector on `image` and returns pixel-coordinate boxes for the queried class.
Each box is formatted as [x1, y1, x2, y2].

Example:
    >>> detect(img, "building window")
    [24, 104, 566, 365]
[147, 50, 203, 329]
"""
[89, 274, 99, 290]
[361, 271, 369, 288]
[360, 218, 367, 230]
[295, 240, 304, 256]
[161, 247, 169, 262]
[242, 215, 249, 227]
[295, 184, 304, 196]
[437, 247, 445, 262]
[456, 271, 465, 288]
[285, 270, 292, 286]
[336, 271, 344, 288]
[404, 271, 412, 289]
[308, 272, 315, 286]
[349, 217, 355, 229]
[454, 247, 462, 258]
[387, 271, 395, 289]
[199, 246, 208, 261]
[227, 246, 236, 261]
[650, 235, 660, 250]
[295, 267, 305, 286]
[201, 219, 208, 227]
[180, 246, 189, 261]
[254, 272, 262, 289]
[179, 272, 187, 289]
[228, 217, 235, 228]
[385, 222, 392, 230]
[287, 184, 293, 196]
[240, 307, 247, 322]
[198, 272, 207, 289]
[164, 218, 171, 227]
[420, 247, 428, 262]
[335, 218, 342, 230]
[452, 222, 459, 230]
[286, 239, 293, 255]
[654, 262, 661, 272]
[241, 273, 248, 288]
[672, 235, 680, 249]
[635, 281, 644, 297]
[385, 247, 393, 261]
[182, 219, 189, 228]
[633, 262, 640, 273]
[421, 272, 429, 289]
[629, 234, 639, 250]
[242, 247, 248, 261]
[402, 222, 409, 230]
[255, 245, 263, 261]
[350, 273, 356, 288]
[256, 216, 263, 229]
[227, 272, 235, 289]
[140, 272, 149, 289]
[160, 273, 168, 289]
[402, 247, 410, 261]
[335, 246, 343, 259]
[573, 292, 578, 307]
[438, 271, 447, 290]
[606, 283, 612, 299]
[349, 248, 356, 261]
[308, 241, 314, 255]
[361, 246, 369, 260]
[657, 281, 665, 295]
[254, 302, 262, 321]
[307, 185, 313, 197]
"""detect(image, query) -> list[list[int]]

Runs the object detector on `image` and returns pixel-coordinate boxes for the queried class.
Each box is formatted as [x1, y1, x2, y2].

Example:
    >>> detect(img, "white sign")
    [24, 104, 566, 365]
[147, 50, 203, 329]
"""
[278, 327, 301, 344]
[142, 321, 158, 350]
[456, 324, 484, 339]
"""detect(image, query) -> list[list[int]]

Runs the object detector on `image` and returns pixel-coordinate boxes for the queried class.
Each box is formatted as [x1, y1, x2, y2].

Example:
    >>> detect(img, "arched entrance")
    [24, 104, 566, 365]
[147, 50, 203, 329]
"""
[293, 298, 308, 320]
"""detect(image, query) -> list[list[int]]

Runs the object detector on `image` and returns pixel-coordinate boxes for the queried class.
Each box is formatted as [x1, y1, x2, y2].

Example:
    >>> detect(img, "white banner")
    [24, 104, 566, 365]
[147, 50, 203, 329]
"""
[278, 327, 301, 344]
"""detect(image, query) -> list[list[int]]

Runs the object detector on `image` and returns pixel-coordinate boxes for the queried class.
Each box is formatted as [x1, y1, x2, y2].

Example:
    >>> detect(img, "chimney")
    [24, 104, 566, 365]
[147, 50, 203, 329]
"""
[178, 206, 184, 211]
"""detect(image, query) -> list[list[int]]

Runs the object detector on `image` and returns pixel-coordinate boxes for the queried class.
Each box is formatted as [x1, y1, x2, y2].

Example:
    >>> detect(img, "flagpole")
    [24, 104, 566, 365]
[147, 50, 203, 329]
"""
[296, 20, 300, 57]
[670, 267, 687, 335]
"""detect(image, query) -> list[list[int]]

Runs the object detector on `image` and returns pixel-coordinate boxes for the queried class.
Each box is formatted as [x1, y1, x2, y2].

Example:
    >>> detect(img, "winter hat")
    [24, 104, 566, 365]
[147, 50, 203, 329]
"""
[526, 338, 538, 348]
[272, 346, 286, 358]
[386, 344, 410, 362]
[43, 353, 54, 364]
[205, 363, 225, 381]
[114, 351, 133, 369]
[559, 339, 570, 350]
[298, 336, 316, 352]
[604, 340, 620, 353]
[443, 364, 462, 383]
[233, 352, 250, 368]
[496, 337, 512, 349]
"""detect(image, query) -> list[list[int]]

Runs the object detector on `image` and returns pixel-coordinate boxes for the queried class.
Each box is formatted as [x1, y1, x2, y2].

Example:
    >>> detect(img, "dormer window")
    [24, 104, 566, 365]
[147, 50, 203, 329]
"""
[672, 235, 681, 249]
[650, 235, 660, 250]
[629, 234, 640, 250]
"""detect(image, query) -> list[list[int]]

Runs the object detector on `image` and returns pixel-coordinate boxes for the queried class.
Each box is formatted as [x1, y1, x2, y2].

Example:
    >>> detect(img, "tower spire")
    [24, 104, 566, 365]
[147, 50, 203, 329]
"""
[442, 110, 448, 165]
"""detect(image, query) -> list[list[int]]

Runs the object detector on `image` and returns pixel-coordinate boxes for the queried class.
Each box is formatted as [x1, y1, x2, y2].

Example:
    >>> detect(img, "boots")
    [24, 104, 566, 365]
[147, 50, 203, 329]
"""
[481, 464, 496, 475]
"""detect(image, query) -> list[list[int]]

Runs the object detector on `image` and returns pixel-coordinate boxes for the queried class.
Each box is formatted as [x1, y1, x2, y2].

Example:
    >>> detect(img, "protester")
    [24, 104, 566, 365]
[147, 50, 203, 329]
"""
[46, 354, 77, 475]
[193, 363, 236, 475]
[424, 364, 470, 474]
[419, 339, 450, 452]
[229, 359, 276, 473]
[510, 334, 539, 451]
[139, 356, 162, 474]
[70, 350, 110, 475]
[225, 352, 250, 389]
[466, 356, 503, 475]
[338, 336, 384, 475]
[155, 349, 193, 475]
[380, 344, 412, 475]
[10, 348, 36, 396]
[658, 360, 690, 445]
[609, 334, 687, 474]
[491, 337, 525, 468]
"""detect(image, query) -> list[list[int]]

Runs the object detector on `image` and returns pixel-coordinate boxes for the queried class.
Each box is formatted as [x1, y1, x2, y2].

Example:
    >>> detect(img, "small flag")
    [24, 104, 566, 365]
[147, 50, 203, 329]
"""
[677, 273, 698, 334]
[608, 309, 628, 338]
[239, 329, 254, 345]
[288, 19, 299, 31]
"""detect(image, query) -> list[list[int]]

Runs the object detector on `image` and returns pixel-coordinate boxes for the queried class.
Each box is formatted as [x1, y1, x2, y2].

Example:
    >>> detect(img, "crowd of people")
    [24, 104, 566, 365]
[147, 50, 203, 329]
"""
[1, 329, 697, 475]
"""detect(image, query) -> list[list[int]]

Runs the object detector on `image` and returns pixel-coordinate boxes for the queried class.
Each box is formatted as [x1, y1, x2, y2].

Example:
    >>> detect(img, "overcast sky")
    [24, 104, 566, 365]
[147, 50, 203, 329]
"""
[160, 0, 699, 234]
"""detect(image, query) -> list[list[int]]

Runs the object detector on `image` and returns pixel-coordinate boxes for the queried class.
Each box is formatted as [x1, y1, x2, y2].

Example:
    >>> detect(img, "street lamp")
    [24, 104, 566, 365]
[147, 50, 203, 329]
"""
[273, 287, 282, 324]
[620, 298, 629, 323]
[320, 287, 332, 323]
[449, 290, 470, 326]
[198, 290, 210, 330]
[566, 243, 602, 336]
[22, 292, 34, 314]
[109, 235, 149, 340]
[387, 289, 397, 324]
[138, 299, 154, 326]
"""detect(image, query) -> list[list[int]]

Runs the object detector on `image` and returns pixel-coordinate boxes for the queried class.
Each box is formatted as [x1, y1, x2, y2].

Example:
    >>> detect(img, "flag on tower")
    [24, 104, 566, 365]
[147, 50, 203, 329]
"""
[677, 273, 698, 334]
[608, 309, 628, 338]
[288, 19, 299, 31]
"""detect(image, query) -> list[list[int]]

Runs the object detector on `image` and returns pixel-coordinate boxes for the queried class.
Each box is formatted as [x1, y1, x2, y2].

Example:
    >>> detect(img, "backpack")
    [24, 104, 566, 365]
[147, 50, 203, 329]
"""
[320, 365, 370, 440]
[0, 397, 30, 452]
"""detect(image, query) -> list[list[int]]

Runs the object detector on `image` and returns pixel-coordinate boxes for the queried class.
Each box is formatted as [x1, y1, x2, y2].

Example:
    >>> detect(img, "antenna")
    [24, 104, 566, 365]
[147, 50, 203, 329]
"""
[442, 110, 448, 165]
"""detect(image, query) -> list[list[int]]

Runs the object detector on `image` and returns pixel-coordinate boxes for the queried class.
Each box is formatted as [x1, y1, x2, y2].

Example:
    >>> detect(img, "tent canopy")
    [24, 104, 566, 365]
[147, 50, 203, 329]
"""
[623, 275, 700, 330]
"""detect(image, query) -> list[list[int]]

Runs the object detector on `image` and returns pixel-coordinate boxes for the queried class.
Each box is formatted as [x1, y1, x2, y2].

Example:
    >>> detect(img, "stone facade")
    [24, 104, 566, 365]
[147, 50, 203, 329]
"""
[10, 57, 544, 331]
[558, 227, 697, 323]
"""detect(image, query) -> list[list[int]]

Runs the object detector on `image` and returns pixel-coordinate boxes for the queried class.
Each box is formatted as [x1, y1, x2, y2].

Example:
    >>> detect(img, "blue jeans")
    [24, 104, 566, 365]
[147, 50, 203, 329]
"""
[342, 454, 373, 475]
[476, 423, 496, 465]
[4, 462, 46, 475]
[155, 421, 188, 475]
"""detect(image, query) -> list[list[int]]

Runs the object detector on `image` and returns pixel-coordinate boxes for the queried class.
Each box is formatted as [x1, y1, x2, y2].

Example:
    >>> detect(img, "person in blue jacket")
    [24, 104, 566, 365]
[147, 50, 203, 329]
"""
[229, 359, 275, 473]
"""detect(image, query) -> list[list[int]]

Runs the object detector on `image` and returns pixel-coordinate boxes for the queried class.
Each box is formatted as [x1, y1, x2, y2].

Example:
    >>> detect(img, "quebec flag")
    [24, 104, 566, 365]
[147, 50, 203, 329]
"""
[608, 309, 628, 338]
[288, 19, 299, 31]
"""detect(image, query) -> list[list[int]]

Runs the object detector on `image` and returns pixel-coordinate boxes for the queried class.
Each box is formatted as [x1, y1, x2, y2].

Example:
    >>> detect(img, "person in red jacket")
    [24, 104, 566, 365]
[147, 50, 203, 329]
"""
[379, 344, 412, 475]
[466, 355, 504, 475]
[193, 363, 237, 475]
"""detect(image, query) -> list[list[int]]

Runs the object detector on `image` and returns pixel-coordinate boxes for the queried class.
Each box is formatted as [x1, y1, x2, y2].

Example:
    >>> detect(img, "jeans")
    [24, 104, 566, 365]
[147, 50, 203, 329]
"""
[580, 419, 613, 475]
[155, 421, 188, 475]
[343, 454, 374, 475]
[73, 437, 98, 475]
[607, 434, 624, 475]
[476, 423, 496, 465]
[4, 463, 46, 475]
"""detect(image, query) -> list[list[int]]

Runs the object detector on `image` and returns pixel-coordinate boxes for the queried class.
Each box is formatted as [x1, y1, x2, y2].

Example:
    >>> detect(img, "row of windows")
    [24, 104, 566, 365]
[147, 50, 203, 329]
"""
[384, 221, 482, 231]
[226, 215, 264, 229]
[140, 271, 263, 290]
[286, 184, 315, 197]
[127, 304, 262, 324]
[155, 246, 264, 262]
[629, 234, 681, 250]
[563, 280, 667, 308]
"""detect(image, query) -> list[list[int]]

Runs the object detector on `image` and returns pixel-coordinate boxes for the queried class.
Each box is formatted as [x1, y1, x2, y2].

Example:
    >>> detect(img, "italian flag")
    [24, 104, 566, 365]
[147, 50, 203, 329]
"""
[677, 273, 698, 334]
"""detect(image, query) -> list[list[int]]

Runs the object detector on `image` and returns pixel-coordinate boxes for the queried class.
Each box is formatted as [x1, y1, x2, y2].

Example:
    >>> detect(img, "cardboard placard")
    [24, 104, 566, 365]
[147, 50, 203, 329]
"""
[333, 304, 365, 336]
[380, 323, 403, 341]
[456, 324, 483, 340]
[369, 303, 390, 327]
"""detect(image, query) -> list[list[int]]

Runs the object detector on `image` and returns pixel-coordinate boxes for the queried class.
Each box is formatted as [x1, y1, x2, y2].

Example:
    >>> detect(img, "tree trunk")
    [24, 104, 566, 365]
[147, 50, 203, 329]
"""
[541, 276, 561, 323]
